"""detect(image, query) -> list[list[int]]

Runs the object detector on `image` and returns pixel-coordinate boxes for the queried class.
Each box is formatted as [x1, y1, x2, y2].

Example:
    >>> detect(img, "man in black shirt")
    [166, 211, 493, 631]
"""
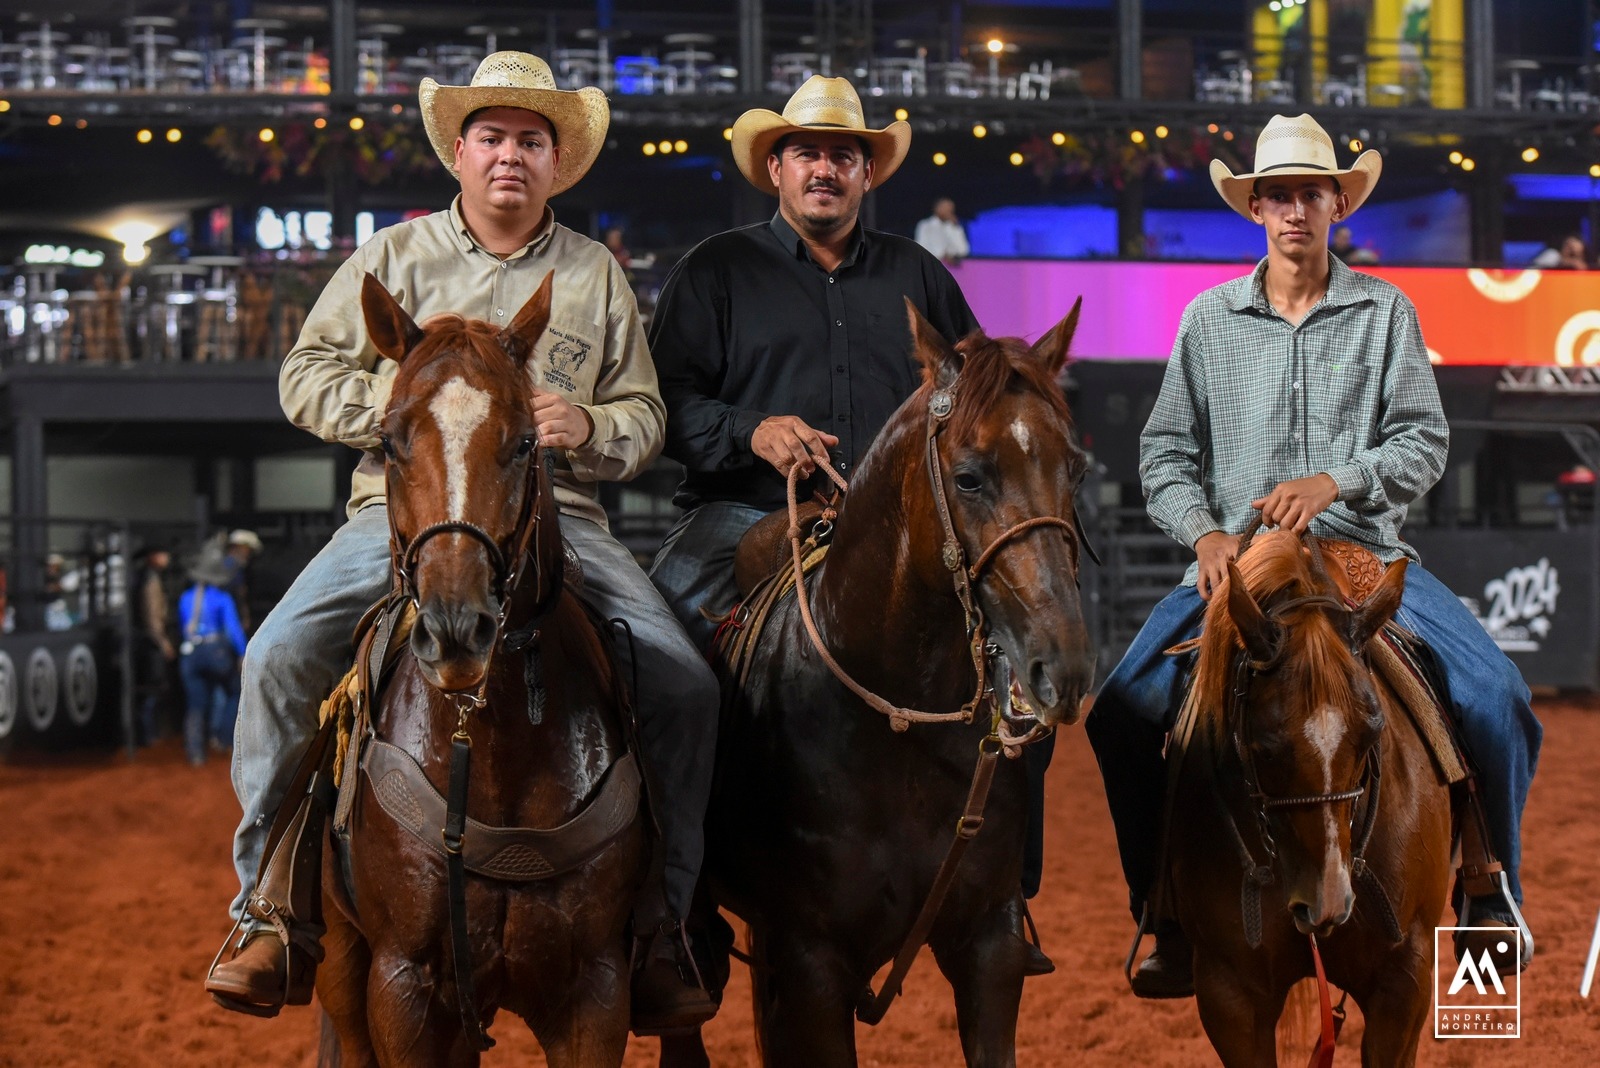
[649, 75, 978, 649]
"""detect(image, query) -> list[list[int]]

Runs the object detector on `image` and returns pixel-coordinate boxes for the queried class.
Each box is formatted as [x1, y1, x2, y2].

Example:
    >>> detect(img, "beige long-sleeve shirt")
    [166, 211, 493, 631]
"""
[279, 197, 666, 530]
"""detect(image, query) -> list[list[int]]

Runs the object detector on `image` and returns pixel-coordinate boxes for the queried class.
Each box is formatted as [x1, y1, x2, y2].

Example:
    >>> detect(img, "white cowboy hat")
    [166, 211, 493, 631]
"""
[731, 75, 910, 196]
[1209, 113, 1381, 220]
[419, 51, 609, 195]
[227, 529, 262, 552]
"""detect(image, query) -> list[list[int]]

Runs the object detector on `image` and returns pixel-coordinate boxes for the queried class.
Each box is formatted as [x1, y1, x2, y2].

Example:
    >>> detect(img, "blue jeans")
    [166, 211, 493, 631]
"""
[648, 501, 768, 653]
[181, 640, 239, 763]
[1086, 563, 1541, 921]
[230, 505, 718, 923]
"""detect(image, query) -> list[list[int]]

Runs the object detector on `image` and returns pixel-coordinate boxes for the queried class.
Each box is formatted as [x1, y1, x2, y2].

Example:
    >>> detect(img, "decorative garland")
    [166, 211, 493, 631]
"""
[205, 121, 438, 184]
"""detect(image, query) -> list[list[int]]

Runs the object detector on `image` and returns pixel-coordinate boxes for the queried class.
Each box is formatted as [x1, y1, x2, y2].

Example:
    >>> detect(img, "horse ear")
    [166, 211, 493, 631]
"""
[904, 297, 962, 389]
[1030, 296, 1082, 376]
[499, 270, 554, 368]
[361, 273, 423, 363]
[1226, 559, 1279, 663]
[1350, 558, 1407, 647]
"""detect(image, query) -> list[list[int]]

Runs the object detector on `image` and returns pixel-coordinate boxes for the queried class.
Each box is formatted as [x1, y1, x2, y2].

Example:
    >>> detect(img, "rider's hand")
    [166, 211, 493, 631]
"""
[751, 416, 839, 479]
[1251, 474, 1338, 534]
[1194, 531, 1242, 602]
[530, 390, 594, 450]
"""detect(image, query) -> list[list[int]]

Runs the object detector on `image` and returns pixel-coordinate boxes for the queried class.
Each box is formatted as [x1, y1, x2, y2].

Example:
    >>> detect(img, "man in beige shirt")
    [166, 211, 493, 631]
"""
[206, 53, 719, 1033]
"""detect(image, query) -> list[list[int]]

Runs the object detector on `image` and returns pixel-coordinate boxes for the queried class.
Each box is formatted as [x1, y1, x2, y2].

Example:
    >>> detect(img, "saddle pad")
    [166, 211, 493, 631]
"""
[1371, 625, 1470, 785]
[320, 599, 415, 790]
[713, 540, 830, 696]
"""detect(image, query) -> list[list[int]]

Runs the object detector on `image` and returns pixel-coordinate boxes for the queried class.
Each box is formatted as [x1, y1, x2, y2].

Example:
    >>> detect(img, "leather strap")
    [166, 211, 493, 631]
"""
[856, 732, 1003, 1025]
[443, 733, 494, 1051]
[363, 740, 641, 881]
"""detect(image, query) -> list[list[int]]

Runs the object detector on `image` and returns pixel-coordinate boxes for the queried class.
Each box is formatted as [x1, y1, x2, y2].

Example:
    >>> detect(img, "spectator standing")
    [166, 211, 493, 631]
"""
[177, 549, 248, 765]
[604, 226, 633, 270]
[223, 529, 262, 632]
[914, 197, 970, 265]
[133, 544, 177, 744]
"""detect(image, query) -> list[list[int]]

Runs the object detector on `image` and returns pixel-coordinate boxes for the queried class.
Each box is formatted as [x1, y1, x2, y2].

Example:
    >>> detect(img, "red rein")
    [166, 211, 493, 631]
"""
[1306, 933, 1345, 1068]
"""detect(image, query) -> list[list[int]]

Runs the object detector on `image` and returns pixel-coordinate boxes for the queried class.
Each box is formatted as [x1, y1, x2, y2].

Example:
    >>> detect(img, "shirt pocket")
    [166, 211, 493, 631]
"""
[530, 313, 603, 402]
[1307, 350, 1365, 450]
[863, 309, 921, 395]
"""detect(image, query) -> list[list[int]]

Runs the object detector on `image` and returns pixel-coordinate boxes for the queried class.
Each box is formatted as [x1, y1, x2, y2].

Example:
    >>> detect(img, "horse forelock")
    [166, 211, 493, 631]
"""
[1191, 532, 1364, 745]
[390, 315, 530, 411]
[941, 332, 1074, 445]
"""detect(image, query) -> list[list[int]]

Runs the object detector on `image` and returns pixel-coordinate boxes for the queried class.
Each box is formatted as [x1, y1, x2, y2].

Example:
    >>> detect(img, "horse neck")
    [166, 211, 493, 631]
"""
[811, 411, 974, 702]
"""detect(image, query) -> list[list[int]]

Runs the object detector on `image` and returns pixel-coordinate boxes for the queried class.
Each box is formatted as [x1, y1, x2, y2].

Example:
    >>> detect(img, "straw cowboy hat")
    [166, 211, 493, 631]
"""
[731, 75, 910, 196]
[188, 548, 234, 588]
[419, 51, 609, 195]
[1209, 113, 1381, 220]
[226, 529, 262, 553]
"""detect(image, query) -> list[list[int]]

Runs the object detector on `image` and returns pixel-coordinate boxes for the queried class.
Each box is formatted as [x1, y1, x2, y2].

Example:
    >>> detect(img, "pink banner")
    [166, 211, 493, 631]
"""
[952, 260, 1600, 367]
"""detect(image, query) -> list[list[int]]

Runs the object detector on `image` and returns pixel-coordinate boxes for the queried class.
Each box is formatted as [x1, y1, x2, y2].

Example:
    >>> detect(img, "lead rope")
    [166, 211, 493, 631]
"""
[1306, 933, 1347, 1068]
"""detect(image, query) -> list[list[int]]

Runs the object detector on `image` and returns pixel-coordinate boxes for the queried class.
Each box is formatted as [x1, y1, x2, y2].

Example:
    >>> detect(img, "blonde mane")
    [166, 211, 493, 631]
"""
[1190, 530, 1363, 741]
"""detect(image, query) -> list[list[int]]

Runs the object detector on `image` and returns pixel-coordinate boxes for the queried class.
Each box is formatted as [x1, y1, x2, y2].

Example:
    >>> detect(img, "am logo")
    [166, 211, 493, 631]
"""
[1434, 927, 1522, 1039]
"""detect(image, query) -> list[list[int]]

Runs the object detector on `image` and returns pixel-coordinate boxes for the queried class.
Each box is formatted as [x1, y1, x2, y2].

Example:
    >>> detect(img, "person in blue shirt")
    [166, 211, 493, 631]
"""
[178, 550, 249, 766]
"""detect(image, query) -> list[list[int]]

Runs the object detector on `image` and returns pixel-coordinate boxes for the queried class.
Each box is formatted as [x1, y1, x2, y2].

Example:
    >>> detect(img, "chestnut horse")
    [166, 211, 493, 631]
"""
[665, 304, 1097, 1068]
[315, 274, 646, 1066]
[1168, 529, 1452, 1066]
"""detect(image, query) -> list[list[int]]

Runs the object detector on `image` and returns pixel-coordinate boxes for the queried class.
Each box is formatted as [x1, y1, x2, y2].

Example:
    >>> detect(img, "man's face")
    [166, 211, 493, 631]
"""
[768, 132, 875, 238]
[453, 107, 561, 221]
[149, 551, 170, 571]
[1249, 176, 1347, 258]
[934, 198, 956, 222]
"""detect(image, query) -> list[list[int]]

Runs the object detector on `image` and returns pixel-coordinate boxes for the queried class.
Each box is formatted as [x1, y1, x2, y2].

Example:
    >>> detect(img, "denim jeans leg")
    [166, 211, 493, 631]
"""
[228, 506, 393, 921]
[565, 517, 721, 922]
[1393, 563, 1542, 905]
[1084, 585, 1206, 920]
[648, 502, 768, 653]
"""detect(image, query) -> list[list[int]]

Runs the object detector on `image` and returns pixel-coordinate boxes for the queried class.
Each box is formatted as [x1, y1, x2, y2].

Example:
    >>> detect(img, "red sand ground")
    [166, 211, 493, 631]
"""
[3, 697, 1598, 1067]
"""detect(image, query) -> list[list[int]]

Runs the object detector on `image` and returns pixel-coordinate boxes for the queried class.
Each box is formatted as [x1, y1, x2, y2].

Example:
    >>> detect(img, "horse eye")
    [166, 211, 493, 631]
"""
[380, 435, 396, 460]
[515, 436, 536, 458]
[954, 472, 983, 493]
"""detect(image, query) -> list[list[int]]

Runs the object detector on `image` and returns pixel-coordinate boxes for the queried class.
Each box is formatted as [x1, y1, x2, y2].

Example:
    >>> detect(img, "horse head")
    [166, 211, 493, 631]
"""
[903, 299, 1097, 727]
[1216, 531, 1407, 936]
[362, 271, 558, 695]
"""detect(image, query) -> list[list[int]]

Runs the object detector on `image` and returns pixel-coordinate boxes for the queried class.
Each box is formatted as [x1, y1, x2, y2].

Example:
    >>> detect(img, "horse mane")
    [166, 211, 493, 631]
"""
[935, 330, 1075, 443]
[390, 314, 527, 400]
[1190, 530, 1363, 742]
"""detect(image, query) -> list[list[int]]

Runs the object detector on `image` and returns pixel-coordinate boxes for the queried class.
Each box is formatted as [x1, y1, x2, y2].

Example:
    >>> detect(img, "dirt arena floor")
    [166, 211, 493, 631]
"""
[3, 696, 1598, 1067]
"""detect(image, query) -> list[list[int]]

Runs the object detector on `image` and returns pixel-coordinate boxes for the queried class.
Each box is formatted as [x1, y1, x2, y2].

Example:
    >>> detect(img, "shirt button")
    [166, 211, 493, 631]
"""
[1293, 432, 1302, 442]
[835, 364, 846, 372]
[835, 319, 843, 327]
[1292, 381, 1301, 390]
[837, 414, 847, 424]
[495, 309, 505, 317]
[499, 262, 508, 269]
[828, 277, 836, 283]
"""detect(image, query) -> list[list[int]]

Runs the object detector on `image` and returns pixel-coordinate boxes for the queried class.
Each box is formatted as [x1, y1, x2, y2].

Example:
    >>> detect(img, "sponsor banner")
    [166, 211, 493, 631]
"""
[953, 259, 1600, 367]
[1404, 527, 1600, 690]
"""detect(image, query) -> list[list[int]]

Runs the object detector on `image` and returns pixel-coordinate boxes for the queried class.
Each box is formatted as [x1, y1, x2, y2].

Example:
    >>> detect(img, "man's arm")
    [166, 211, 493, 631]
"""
[1320, 297, 1449, 512]
[278, 249, 392, 449]
[564, 258, 667, 483]
[651, 251, 767, 472]
[1140, 304, 1220, 552]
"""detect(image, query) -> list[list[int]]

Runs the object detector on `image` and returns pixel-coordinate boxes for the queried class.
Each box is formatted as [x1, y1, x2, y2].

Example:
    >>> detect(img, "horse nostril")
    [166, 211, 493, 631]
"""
[413, 616, 442, 661]
[1028, 661, 1060, 709]
[472, 610, 498, 650]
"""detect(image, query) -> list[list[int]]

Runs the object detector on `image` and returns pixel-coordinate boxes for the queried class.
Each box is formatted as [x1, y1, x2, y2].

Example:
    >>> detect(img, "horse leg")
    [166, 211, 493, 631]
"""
[364, 954, 480, 1068]
[658, 1031, 712, 1068]
[535, 955, 632, 1068]
[1356, 950, 1433, 1067]
[929, 900, 1027, 1068]
[753, 933, 859, 1068]
[315, 895, 377, 1068]
[1193, 958, 1281, 1068]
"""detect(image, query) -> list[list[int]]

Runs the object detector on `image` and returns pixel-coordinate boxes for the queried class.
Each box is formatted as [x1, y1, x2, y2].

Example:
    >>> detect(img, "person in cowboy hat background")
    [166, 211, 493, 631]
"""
[177, 546, 249, 766]
[206, 51, 722, 1032]
[647, 75, 1059, 976]
[1084, 113, 1542, 997]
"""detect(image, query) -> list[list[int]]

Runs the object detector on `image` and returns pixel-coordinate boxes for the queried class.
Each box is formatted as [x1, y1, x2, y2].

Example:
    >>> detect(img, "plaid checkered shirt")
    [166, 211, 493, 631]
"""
[1140, 254, 1449, 586]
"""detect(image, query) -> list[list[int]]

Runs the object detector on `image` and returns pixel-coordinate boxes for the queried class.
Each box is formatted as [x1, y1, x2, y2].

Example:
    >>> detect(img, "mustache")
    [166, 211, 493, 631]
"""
[805, 180, 842, 194]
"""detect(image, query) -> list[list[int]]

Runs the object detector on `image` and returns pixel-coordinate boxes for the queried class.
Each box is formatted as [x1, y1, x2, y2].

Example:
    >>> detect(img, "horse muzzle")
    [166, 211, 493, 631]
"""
[412, 597, 500, 692]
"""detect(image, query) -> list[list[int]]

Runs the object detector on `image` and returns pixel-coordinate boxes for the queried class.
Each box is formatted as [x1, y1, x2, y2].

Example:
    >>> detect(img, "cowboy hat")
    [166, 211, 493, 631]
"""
[731, 75, 910, 196]
[419, 51, 609, 195]
[227, 529, 262, 553]
[1209, 113, 1381, 220]
[188, 548, 234, 588]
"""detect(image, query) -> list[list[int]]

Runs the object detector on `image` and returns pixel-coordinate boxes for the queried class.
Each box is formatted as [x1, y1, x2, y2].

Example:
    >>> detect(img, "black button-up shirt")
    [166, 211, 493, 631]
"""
[650, 212, 979, 511]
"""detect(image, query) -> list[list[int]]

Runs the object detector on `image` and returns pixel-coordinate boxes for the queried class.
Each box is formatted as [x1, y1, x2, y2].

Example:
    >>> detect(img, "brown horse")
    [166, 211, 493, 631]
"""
[1168, 530, 1452, 1066]
[315, 274, 646, 1066]
[664, 303, 1097, 1068]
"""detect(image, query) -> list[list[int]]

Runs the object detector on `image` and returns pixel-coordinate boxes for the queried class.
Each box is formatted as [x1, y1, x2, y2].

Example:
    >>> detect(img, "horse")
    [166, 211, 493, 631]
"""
[1166, 528, 1453, 1066]
[663, 302, 1097, 1068]
[315, 273, 647, 1067]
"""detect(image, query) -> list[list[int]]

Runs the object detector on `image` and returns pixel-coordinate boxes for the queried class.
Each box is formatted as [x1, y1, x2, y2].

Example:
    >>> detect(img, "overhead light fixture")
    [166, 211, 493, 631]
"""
[643, 142, 657, 156]
[1591, 163, 1600, 178]
[972, 124, 987, 138]
[722, 127, 732, 140]
[986, 38, 1004, 54]
[1348, 138, 1362, 151]
[1461, 157, 1476, 171]
[259, 127, 275, 143]
[894, 108, 908, 121]
[1521, 146, 1538, 163]
[1051, 131, 1066, 146]
[111, 221, 159, 265]
[932, 151, 948, 166]
[1155, 125, 1169, 139]
[349, 116, 365, 131]
[1448, 150, 1463, 164]
[1009, 152, 1024, 166]
[1207, 122, 1219, 134]
[136, 129, 153, 144]
[47, 114, 62, 126]
[658, 139, 673, 154]
[166, 128, 181, 143]
[314, 117, 327, 129]
[673, 139, 687, 153]
[1130, 130, 1146, 144]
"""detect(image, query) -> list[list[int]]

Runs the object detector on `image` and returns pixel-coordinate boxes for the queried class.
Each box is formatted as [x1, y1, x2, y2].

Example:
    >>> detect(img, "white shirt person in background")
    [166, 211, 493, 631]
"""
[914, 197, 970, 265]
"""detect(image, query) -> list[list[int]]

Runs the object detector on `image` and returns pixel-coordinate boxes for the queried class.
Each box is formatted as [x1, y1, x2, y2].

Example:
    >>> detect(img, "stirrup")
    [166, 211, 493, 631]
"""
[1461, 872, 1535, 967]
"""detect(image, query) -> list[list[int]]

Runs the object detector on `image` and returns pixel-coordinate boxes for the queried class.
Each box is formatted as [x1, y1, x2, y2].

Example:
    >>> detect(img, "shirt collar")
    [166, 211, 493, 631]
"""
[767, 211, 867, 270]
[1229, 251, 1370, 314]
[449, 194, 557, 259]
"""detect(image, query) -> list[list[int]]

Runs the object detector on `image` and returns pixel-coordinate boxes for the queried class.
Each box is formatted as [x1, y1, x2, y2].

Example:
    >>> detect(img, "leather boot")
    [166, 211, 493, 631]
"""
[1455, 916, 1532, 976]
[1017, 900, 1055, 977]
[1130, 925, 1194, 999]
[206, 928, 319, 1017]
[630, 920, 719, 1036]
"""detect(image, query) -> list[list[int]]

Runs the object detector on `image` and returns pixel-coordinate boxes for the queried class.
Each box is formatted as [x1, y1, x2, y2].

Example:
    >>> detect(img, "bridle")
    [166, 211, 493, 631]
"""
[787, 381, 1097, 746]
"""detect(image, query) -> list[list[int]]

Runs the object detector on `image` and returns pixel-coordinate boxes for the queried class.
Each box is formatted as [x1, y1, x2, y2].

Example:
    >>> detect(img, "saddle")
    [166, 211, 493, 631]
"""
[733, 497, 830, 599]
[713, 505, 834, 697]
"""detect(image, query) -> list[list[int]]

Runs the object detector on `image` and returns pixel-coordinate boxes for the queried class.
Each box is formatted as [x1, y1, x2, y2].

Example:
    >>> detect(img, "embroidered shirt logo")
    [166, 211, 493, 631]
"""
[541, 327, 592, 393]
